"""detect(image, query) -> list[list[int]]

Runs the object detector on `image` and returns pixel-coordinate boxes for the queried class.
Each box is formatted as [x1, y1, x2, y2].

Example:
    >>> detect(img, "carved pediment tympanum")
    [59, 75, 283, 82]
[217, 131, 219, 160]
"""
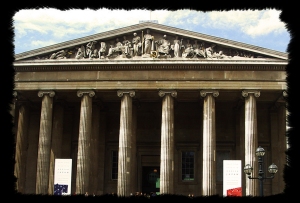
[15, 22, 287, 61]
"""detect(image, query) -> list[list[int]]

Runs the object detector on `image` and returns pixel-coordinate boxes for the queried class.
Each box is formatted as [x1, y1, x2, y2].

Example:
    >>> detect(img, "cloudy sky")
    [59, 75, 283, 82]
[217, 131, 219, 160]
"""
[13, 8, 290, 55]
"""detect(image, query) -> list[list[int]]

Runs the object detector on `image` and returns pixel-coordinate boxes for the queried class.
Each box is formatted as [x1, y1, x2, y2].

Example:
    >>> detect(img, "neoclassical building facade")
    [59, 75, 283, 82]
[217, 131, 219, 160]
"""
[13, 22, 288, 196]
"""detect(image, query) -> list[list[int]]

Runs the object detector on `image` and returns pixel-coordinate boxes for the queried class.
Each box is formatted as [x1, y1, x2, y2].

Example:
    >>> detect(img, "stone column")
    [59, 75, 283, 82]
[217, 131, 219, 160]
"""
[36, 90, 55, 194]
[11, 91, 18, 125]
[117, 90, 135, 197]
[283, 91, 290, 150]
[158, 90, 177, 195]
[12, 91, 18, 146]
[14, 102, 30, 193]
[242, 90, 260, 196]
[200, 90, 219, 196]
[270, 90, 287, 194]
[76, 90, 95, 194]
[48, 103, 64, 194]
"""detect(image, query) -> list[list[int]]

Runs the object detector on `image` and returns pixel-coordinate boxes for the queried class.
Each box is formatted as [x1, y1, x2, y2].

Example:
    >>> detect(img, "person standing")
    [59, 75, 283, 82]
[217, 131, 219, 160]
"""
[122, 36, 131, 56]
[98, 42, 106, 59]
[132, 32, 142, 56]
[173, 36, 183, 57]
[143, 29, 153, 55]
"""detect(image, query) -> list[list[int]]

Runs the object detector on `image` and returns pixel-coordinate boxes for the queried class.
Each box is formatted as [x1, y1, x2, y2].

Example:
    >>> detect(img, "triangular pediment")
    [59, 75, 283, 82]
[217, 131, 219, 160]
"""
[14, 22, 288, 62]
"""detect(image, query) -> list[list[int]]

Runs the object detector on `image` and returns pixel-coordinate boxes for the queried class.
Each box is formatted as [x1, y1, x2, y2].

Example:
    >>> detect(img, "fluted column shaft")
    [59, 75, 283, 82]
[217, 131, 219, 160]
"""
[36, 90, 55, 194]
[76, 90, 95, 194]
[117, 90, 135, 197]
[159, 90, 177, 195]
[200, 90, 219, 196]
[14, 103, 29, 193]
[242, 90, 260, 196]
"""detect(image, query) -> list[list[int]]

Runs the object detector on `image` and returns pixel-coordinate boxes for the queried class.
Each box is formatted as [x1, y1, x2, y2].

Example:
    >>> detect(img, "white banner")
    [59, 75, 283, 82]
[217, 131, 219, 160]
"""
[223, 160, 242, 196]
[54, 159, 72, 195]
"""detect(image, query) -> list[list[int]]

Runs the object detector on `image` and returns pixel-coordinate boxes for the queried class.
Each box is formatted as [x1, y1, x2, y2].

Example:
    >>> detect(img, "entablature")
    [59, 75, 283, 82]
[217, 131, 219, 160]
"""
[14, 60, 287, 72]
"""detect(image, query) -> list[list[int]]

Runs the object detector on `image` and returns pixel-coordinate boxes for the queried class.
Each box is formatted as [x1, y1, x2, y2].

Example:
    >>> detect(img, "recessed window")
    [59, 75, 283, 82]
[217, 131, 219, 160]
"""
[182, 151, 195, 181]
[112, 150, 118, 180]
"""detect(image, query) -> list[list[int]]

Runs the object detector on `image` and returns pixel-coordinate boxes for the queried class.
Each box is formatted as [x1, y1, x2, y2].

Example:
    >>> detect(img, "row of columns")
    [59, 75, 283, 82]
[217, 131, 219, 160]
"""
[14, 89, 262, 196]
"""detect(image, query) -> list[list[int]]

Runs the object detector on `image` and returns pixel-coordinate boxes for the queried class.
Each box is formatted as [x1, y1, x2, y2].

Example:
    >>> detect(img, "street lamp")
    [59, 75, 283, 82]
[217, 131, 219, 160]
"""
[243, 146, 278, 196]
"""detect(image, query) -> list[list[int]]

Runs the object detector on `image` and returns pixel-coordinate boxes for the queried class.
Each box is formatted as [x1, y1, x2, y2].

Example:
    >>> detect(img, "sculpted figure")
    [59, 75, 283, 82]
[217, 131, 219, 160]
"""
[89, 49, 99, 59]
[122, 36, 131, 56]
[107, 45, 114, 57]
[156, 35, 171, 57]
[193, 40, 206, 58]
[172, 36, 183, 57]
[206, 44, 216, 58]
[215, 51, 232, 59]
[107, 38, 123, 57]
[132, 32, 142, 56]
[86, 41, 97, 58]
[75, 46, 85, 59]
[182, 40, 194, 58]
[143, 29, 154, 55]
[98, 42, 106, 59]
[50, 49, 69, 59]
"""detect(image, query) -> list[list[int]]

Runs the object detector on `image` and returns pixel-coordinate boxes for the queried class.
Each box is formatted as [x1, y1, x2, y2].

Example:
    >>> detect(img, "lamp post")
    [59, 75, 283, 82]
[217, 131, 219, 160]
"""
[243, 146, 278, 196]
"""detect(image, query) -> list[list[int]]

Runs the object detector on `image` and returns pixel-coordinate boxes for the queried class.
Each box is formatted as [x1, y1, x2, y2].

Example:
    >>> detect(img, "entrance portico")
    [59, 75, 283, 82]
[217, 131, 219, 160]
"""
[13, 22, 288, 197]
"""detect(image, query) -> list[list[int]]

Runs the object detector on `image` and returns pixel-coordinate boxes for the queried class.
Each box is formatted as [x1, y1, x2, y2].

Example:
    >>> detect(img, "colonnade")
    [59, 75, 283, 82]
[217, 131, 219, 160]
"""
[14, 89, 264, 196]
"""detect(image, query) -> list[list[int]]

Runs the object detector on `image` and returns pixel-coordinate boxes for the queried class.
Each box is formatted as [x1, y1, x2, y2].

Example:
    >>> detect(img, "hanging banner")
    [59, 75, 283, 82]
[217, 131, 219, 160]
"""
[54, 159, 72, 195]
[223, 160, 242, 196]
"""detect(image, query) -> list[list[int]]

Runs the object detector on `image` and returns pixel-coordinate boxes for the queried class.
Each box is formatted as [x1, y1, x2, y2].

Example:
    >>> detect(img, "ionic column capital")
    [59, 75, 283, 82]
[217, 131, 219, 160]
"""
[77, 90, 95, 98]
[158, 90, 177, 98]
[283, 90, 287, 98]
[117, 90, 135, 98]
[200, 90, 219, 98]
[13, 91, 18, 98]
[242, 90, 260, 98]
[38, 90, 55, 98]
[12, 91, 18, 103]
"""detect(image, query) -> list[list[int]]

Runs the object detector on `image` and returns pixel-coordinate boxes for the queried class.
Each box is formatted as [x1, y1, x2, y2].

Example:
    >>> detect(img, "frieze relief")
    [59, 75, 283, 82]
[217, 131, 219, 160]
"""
[31, 29, 273, 61]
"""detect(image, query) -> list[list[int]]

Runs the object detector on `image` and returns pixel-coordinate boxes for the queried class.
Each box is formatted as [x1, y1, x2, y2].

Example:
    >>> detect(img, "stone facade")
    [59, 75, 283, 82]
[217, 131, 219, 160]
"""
[13, 22, 288, 196]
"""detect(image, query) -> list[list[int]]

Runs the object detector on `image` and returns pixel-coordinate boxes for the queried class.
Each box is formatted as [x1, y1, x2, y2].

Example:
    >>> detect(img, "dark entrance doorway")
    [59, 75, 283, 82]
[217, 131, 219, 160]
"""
[142, 166, 160, 195]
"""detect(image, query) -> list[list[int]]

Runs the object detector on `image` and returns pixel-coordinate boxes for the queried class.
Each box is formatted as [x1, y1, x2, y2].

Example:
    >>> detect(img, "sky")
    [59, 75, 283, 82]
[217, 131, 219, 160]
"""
[12, 8, 290, 55]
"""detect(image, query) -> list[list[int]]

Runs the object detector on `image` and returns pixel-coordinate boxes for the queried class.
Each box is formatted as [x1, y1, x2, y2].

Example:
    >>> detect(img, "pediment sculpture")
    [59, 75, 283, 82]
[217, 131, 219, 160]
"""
[33, 30, 270, 60]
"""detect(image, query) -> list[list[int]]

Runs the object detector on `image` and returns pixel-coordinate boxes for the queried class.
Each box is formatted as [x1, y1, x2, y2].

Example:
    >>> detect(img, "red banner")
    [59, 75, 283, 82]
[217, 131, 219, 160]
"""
[227, 187, 242, 196]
